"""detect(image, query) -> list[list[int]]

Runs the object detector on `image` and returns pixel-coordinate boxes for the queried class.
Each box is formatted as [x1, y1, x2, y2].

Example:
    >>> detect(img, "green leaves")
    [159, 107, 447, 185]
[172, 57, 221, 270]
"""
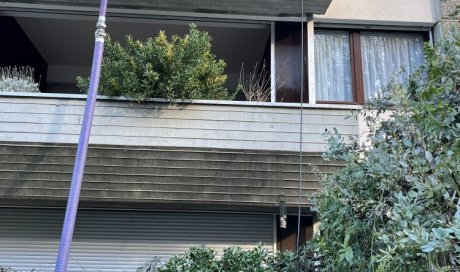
[77, 24, 232, 102]
[159, 247, 219, 272]
[314, 29, 460, 271]
[157, 245, 316, 272]
[338, 234, 354, 264]
[420, 242, 435, 253]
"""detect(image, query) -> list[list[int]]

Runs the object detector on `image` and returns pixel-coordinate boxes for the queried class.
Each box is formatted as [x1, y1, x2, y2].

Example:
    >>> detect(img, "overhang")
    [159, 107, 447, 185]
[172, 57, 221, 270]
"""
[0, 0, 333, 18]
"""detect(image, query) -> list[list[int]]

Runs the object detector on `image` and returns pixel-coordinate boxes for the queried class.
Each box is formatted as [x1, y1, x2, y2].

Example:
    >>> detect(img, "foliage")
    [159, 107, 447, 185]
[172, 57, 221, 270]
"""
[154, 245, 315, 272]
[137, 31, 460, 272]
[441, 0, 460, 19]
[136, 256, 162, 272]
[0, 267, 34, 272]
[312, 30, 460, 271]
[159, 247, 219, 272]
[219, 245, 270, 271]
[77, 24, 232, 102]
[237, 59, 288, 102]
[0, 66, 39, 93]
[237, 61, 271, 102]
[270, 244, 317, 272]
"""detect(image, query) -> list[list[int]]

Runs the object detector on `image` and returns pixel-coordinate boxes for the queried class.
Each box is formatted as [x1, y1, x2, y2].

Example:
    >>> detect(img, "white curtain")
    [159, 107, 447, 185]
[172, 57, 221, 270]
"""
[360, 33, 424, 100]
[315, 31, 353, 101]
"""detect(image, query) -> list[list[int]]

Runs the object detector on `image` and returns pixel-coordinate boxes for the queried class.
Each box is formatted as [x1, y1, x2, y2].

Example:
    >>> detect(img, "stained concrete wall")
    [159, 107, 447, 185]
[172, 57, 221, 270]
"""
[0, 94, 352, 211]
[0, 142, 341, 212]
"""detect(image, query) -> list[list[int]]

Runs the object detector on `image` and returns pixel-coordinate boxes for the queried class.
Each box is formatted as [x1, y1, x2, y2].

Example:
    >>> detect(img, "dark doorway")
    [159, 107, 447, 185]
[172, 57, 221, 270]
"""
[277, 215, 314, 251]
[0, 16, 47, 91]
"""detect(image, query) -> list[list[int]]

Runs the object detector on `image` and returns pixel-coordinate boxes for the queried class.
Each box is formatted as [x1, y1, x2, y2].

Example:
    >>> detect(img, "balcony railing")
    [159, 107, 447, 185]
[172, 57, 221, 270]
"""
[0, 92, 358, 211]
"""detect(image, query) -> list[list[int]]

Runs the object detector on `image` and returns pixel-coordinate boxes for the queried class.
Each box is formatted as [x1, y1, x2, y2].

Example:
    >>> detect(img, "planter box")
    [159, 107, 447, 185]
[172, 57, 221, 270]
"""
[0, 93, 359, 152]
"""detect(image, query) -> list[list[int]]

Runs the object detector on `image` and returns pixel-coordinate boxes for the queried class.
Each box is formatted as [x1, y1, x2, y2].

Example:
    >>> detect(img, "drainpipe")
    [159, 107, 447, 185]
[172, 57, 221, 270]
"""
[54, 0, 108, 271]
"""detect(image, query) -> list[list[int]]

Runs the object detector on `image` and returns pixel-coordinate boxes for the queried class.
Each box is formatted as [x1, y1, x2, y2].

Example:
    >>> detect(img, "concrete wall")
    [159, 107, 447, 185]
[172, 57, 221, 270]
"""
[0, 142, 340, 211]
[0, 94, 359, 153]
[0, 94, 353, 211]
[437, 0, 460, 37]
[316, 0, 438, 26]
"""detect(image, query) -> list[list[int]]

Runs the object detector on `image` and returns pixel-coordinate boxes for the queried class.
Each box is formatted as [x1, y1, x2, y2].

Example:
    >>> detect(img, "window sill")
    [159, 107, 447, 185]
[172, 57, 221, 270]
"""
[0, 92, 363, 110]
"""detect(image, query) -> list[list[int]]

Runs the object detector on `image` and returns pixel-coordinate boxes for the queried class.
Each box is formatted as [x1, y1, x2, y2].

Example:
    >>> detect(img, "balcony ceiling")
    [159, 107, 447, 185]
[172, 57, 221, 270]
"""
[0, 0, 333, 17]
[15, 16, 270, 88]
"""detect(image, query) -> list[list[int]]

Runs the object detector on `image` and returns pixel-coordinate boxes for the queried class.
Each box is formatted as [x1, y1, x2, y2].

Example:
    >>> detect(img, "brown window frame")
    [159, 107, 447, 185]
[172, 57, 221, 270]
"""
[315, 29, 428, 105]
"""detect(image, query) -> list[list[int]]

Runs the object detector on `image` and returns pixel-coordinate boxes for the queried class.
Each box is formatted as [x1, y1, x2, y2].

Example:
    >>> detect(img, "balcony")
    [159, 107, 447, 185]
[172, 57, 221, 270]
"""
[0, 92, 358, 212]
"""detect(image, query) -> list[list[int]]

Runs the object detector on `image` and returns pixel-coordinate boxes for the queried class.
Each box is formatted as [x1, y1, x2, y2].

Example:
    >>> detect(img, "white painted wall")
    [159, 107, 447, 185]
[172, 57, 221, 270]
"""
[357, 109, 394, 148]
[316, 0, 438, 27]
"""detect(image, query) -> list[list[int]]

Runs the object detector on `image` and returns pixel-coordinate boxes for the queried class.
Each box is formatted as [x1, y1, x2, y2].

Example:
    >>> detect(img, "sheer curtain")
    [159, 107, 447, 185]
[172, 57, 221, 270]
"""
[315, 31, 353, 101]
[360, 33, 424, 100]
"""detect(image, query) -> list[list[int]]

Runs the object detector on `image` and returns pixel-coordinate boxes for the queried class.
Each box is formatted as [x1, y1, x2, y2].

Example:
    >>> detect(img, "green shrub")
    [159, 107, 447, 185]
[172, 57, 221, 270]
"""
[136, 256, 161, 272]
[220, 246, 269, 272]
[312, 29, 460, 271]
[159, 247, 219, 272]
[154, 245, 315, 272]
[77, 24, 232, 102]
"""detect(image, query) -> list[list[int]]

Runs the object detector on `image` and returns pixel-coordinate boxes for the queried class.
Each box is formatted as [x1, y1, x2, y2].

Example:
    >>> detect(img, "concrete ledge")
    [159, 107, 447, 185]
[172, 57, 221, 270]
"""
[0, 92, 363, 110]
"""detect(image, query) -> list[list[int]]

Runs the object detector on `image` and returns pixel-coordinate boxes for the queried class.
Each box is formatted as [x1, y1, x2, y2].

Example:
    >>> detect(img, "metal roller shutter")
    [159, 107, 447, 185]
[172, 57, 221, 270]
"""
[0, 208, 274, 271]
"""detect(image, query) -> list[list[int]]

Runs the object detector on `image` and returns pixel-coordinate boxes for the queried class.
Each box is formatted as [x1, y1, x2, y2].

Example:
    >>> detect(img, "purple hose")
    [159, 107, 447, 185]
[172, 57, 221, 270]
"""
[54, 1, 108, 271]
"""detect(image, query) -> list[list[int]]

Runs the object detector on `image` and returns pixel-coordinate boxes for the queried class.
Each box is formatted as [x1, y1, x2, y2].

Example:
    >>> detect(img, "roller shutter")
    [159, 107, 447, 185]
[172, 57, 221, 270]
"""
[0, 208, 274, 271]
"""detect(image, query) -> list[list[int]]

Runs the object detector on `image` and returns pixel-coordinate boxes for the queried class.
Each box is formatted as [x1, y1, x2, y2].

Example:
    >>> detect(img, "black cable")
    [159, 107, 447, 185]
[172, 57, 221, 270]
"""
[296, 0, 305, 270]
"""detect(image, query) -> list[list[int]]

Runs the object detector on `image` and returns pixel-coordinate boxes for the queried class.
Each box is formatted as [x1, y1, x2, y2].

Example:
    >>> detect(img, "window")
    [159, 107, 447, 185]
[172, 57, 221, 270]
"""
[360, 32, 425, 100]
[315, 30, 425, 104]
[315, 31, 353, 102]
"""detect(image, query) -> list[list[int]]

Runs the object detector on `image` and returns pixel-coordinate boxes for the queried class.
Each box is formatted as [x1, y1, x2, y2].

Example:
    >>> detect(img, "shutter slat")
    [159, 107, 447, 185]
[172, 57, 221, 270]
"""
[0, 208, 273, 271]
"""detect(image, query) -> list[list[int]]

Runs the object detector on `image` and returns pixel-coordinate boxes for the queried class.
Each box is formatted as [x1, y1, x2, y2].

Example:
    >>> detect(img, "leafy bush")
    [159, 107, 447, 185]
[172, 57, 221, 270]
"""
[0, 66, 39, 93]
[220, 246, 268, 271]
[77, 24, 232, 102]
[312, 30, 460, 271]
[159, 247, 219, 272]
[148, 245, 314, 272]
[136, 256, 162, 272]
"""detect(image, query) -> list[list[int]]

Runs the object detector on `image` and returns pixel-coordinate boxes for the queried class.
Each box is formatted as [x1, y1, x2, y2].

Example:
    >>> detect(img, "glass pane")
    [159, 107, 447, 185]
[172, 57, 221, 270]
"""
[360, 32, 425, 100]
[315, 31, 353, 101]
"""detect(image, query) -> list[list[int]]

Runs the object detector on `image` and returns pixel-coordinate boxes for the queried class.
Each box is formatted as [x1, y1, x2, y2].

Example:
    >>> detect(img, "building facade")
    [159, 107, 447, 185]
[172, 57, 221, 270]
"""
[0, 0, 443, 271]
